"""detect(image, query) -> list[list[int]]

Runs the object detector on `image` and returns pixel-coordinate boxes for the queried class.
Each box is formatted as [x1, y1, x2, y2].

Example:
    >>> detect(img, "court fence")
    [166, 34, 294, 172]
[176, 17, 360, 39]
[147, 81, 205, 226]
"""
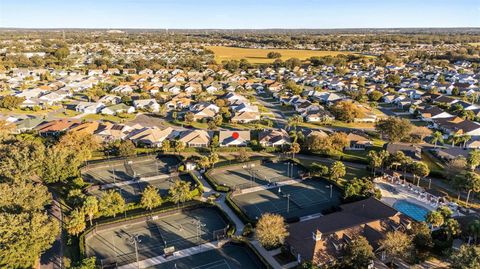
[80, 201, 235, 266]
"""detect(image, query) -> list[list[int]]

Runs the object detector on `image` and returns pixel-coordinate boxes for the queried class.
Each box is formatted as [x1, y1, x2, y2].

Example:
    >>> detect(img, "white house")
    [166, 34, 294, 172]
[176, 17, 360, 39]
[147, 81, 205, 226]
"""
[75, 102, 105, 114]
[133, 99, 160, 112]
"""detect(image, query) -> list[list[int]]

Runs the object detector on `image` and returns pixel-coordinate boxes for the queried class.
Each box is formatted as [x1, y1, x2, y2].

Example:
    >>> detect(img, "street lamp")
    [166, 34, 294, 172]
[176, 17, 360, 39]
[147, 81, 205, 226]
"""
[129, 234, 141, 269]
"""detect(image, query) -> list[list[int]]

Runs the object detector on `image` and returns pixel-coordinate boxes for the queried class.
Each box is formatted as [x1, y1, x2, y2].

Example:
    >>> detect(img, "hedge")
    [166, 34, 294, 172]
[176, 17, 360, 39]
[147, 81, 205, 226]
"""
[230, 239, 274, 269]
[225, 192, 253, 224]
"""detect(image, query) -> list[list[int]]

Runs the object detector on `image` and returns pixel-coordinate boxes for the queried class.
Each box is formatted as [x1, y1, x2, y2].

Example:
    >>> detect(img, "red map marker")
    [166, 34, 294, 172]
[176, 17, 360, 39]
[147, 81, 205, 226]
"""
[232, 132, 239, 139]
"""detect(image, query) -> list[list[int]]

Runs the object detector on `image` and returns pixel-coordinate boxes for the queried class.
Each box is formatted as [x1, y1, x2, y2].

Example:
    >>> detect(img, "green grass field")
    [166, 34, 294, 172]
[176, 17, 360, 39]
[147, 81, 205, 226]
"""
[207, 46, 357, 64]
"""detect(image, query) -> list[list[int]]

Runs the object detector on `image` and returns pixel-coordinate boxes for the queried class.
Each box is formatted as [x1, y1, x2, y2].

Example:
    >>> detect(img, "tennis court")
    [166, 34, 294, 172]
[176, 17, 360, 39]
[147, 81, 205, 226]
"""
[88, 173, 197, 203]
[231, 179, 342, 221]
[82, 155, 180, 185]
[208, 160, 305, 190]
[147, 243, 267, 269]
[86, 207, 229, 267]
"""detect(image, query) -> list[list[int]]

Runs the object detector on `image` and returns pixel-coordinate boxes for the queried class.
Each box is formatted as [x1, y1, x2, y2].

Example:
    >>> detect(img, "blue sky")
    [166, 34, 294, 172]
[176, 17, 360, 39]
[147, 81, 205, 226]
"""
[1, 0, 479, 29]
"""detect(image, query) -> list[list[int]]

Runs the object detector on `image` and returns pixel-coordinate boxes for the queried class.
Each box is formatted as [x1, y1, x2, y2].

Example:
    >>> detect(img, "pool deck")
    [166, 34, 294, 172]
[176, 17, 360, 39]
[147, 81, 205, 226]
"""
[375, 179, 437, 212]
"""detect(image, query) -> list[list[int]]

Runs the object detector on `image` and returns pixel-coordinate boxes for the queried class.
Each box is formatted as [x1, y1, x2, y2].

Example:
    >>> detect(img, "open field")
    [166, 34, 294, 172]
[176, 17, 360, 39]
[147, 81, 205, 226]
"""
[231, 179, 342, 221]
[206, 46, 357, 64]
[86, 207, 228, 267]
[147, 243, 266, 269]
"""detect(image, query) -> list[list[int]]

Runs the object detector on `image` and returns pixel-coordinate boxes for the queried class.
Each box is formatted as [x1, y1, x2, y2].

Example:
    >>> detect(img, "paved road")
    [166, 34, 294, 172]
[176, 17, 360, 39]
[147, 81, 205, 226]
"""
[40, 193, 64, 269]
[257, 96, 288, 129]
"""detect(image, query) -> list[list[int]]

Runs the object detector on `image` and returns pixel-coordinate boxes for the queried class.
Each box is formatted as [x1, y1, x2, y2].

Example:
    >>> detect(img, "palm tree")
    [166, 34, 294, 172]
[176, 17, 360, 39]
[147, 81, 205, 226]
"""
[431, 131, 443, 148]
[450, 133, 459, 147]
[468, 219, 480, 244]
[462, 135, 472, 149]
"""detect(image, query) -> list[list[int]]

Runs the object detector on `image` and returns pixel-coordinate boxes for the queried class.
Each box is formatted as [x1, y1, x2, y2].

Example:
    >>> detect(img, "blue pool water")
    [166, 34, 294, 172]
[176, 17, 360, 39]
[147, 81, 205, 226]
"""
[393, 200, 430, 222]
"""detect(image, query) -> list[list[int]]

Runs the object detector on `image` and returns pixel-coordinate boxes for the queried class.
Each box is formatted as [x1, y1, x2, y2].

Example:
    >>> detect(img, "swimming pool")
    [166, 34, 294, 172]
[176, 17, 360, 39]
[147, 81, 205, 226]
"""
[393, 200, 430, 222]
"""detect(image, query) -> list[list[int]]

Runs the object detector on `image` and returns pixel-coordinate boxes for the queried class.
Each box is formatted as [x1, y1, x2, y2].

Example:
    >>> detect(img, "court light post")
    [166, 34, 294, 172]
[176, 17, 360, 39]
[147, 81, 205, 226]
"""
[326, 184, 333, 199]
[286, 194, 291, 213]
[129, 234, 141, 269]
[286, 162, 290, 178]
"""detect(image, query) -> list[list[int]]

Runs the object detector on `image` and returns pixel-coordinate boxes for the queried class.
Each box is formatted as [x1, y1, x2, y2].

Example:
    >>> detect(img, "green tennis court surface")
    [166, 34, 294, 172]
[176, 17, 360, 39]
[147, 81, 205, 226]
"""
[88, 173, 197, 203]
[82, 155, 180, 184]
[208, 160, 305, 190]
[86, 207, 228, 267]
[147, 243, 266, 269]
[231, 179, 341, 221]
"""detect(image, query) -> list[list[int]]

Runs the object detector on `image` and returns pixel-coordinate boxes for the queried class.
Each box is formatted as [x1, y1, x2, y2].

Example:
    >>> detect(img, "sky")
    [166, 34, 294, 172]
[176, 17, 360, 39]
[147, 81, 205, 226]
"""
[0, 0, 479, 29]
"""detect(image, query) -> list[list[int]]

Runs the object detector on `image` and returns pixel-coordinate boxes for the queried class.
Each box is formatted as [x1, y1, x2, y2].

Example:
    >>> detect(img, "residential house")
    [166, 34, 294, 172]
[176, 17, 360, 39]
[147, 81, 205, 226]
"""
[218, 130, 251, 147]
[345, 133, 373, 150]
[35, 119, 80, 136]
[178, 130, 211, 147]
[75, 102, 105, 114]
[128, 127, 174, 147]
[385, 143, 422, 160]
[133, 99, 160, 112]
[231, 111, 260, 123]
[101, 104, 135, 115]
[258, 129, 290, 147]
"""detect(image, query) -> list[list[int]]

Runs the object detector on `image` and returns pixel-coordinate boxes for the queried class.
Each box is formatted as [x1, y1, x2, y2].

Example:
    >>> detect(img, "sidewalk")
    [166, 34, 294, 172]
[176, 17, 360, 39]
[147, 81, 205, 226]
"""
[193, 170, 245, 236]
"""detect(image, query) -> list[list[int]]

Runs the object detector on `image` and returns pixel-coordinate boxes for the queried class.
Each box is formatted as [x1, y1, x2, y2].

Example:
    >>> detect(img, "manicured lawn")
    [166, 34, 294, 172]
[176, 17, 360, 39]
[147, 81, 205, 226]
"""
[422, 151, 444, 172]
[298, 158, 370, 181]
[206, 46, 359, 64]
[82, 113, 135, 123]
[328, 120, 376, 129]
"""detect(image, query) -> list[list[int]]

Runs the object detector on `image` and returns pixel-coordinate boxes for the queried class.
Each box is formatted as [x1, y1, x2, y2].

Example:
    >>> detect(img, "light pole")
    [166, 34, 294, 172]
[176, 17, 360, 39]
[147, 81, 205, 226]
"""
[326, 184, 333, 199]
[193, 219, 206, 242]
[285, 194, 291, 213]
[286, 162, 290, 178]
[129, 234, 141, 269]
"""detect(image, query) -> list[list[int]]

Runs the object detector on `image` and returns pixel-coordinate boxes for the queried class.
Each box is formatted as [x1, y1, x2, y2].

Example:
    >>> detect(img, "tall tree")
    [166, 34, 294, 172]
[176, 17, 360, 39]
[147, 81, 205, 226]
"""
[255, 213, 289, 249]
[375, 117, 413, 142]
[82, 196, 99, 226]
[467, 150, 480, 171]
[168, 179, 192, 206]
[161, 140, 171, 153]
[65, 208, 86, 236]
[341, 235, 374, 269]
[367, 150, 382, 176]
[431, 131, 444, 148]
[0, 138, 45, 183]
[380, 231, 413, 265]
[330, 161, 346, 181]
[0, 212, 59, 268]
[450, 245, 480, 269]
[141, 185, 163, 211]
[117, 140, 136, 157]
[426, 211, 444, 228]
[290, 142, 301, 159]
[99, 190, 125, 218]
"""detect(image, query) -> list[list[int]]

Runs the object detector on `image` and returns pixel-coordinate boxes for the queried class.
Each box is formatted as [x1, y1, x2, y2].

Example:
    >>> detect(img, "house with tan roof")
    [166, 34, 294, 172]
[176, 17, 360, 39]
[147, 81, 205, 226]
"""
[231, 111, 260, 123]
[94, 123, 135, 142]
[127, 127, 174, 147]
[258, 129, 290, 147]
[178, 130, 211, 147]
[218, 130, 250, 147]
